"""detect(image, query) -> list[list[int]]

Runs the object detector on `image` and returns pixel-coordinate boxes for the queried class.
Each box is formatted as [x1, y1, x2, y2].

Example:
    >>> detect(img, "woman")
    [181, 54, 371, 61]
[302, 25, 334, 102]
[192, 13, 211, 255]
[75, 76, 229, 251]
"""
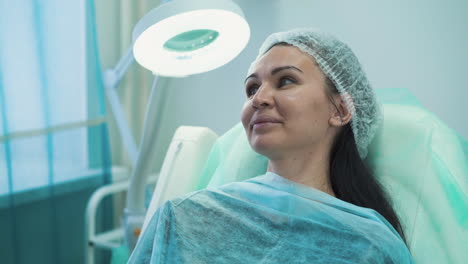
[128, 28, 414, 263]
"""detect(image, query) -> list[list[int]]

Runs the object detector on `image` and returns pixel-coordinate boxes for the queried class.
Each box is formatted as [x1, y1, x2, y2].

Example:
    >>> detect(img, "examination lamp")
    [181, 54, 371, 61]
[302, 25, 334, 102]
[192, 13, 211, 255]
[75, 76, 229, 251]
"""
[133, 0, 250, 76]
[101, 0, 250, 252]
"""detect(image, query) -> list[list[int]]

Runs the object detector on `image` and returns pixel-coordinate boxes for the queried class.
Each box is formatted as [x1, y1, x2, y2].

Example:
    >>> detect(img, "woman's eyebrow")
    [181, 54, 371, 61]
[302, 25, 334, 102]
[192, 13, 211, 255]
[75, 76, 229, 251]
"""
[272, 65, 303, 75]
[244, 65, 303, 84]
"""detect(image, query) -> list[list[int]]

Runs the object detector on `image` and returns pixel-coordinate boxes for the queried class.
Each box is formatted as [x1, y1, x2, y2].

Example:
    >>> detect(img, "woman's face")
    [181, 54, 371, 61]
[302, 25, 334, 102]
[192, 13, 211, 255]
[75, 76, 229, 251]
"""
[241, 45, 336, 159]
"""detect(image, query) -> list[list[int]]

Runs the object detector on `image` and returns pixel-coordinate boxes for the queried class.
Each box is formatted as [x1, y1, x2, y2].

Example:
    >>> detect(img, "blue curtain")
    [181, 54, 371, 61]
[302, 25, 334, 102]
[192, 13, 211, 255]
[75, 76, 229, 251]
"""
[0, 0, 113, 263]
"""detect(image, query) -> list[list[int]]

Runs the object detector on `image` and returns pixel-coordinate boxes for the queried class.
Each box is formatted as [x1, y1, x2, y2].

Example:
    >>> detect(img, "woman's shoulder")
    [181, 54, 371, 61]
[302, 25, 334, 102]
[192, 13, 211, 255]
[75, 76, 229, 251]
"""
[159, 186, 235, 214]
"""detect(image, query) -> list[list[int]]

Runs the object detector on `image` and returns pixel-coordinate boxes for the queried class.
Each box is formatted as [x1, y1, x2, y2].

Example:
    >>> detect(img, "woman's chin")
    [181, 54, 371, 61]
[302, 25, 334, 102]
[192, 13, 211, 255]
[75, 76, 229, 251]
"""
[250, 137, 281, 157]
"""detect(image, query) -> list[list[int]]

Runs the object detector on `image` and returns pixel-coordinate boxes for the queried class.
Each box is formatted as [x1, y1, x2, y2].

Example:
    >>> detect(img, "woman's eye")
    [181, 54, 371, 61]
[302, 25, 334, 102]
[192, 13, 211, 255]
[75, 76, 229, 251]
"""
[246, 85, 259, 97]
[279, 77, 296, 87]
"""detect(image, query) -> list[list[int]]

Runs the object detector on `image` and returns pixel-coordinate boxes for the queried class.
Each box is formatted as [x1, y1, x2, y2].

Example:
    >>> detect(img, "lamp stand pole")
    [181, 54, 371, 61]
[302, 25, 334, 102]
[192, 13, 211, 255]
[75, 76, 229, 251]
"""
[103, 45, 162, 250]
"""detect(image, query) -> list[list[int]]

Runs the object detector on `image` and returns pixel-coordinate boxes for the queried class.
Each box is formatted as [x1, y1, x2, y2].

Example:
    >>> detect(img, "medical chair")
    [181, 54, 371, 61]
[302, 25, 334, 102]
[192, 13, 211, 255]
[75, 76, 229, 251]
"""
[139, 90, 468, 264]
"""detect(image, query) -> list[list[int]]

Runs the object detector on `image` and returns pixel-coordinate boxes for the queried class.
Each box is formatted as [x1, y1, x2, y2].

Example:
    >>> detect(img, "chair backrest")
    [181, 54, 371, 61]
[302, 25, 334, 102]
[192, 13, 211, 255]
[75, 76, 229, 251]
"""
[141, 126, 218, 233]
[364, 104, 467, 264]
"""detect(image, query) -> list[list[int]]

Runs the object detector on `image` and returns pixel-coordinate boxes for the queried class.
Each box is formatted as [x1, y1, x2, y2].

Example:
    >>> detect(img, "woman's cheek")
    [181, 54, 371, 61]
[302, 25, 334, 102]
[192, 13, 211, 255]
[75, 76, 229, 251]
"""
[241, 101, 252, 130]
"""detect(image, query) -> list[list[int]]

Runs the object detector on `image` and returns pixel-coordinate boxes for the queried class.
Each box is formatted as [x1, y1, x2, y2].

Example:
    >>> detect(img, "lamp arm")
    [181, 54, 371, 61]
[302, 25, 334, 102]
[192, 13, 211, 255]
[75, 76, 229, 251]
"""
[103, 46, 138, 165]
[105, 46, 135, 88]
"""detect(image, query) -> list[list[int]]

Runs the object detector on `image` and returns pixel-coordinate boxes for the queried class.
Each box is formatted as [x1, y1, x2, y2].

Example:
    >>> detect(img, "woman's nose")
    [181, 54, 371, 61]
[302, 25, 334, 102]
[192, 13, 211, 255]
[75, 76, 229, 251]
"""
[252, 85, 274, 109]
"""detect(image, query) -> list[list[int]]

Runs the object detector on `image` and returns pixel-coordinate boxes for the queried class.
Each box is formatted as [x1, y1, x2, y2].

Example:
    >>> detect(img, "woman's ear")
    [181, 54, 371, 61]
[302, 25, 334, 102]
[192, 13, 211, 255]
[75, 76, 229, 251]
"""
[329, 93, 353, 127]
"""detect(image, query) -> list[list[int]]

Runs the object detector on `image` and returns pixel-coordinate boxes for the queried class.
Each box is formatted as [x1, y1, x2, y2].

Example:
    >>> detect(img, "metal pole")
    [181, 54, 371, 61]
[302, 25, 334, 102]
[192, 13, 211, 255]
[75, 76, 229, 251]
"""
[123, 75, 162, 250]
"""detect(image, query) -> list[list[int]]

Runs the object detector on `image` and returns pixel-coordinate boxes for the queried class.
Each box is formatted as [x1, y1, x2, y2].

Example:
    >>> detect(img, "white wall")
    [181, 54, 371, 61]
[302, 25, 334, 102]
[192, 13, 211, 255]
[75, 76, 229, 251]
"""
[150, 0, 468, 171]
[276, 0, 467, 139]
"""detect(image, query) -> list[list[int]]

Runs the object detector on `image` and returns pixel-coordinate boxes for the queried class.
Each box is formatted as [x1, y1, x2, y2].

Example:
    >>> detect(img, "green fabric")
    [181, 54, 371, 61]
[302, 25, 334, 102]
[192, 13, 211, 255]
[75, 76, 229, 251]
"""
[111, 245, 130, 264]
[199, 88, 468, 264]
[130, 172, 413, 263]
[0, 1, 113, 263]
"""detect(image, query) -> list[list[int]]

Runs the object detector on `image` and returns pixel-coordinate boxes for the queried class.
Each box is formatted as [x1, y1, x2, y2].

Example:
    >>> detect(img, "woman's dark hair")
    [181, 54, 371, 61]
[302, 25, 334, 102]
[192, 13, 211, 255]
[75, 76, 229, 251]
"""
[325, 78, 408, 246]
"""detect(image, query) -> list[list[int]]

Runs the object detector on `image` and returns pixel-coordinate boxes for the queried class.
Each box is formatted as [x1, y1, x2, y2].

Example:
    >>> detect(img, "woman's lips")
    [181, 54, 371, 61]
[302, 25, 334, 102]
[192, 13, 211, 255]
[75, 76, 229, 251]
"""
[252, 121, 279, 130]
[249, 115, 282, 132]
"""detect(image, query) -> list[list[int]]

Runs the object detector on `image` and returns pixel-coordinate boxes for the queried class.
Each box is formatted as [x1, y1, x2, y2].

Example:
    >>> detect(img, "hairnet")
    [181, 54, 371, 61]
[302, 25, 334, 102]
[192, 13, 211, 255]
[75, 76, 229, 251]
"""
[249, 28, 382, 159]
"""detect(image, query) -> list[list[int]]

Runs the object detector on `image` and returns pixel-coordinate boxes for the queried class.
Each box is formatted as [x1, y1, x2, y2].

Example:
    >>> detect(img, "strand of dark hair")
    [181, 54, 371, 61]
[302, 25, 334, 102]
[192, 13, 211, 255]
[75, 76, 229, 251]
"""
[329, 123, 408, 246]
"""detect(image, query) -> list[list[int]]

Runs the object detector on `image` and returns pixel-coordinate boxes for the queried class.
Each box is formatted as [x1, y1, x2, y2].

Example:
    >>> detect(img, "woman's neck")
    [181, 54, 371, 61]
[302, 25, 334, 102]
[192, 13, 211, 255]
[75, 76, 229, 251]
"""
[267, 148, 336, 197]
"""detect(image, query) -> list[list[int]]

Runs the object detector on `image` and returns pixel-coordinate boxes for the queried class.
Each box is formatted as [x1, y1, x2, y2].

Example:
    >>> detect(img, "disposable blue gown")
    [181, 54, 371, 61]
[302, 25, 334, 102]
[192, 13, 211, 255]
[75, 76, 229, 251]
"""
[128, 172, 414, 263]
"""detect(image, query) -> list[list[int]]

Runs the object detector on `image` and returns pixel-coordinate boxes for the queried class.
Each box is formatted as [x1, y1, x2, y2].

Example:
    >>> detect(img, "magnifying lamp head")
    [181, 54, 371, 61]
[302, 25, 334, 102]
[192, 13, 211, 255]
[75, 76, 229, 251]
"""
[132, 0, 250, 77]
